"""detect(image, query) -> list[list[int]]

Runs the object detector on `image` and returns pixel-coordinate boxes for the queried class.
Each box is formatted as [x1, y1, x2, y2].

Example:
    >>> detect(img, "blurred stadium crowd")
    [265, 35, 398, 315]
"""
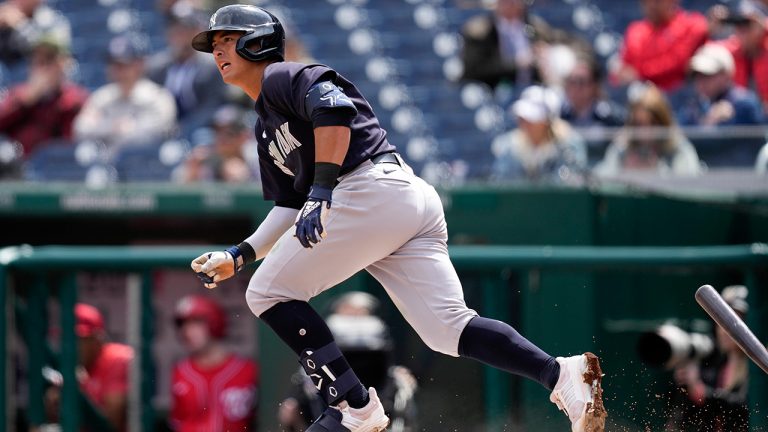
[1, 0, 768, 186]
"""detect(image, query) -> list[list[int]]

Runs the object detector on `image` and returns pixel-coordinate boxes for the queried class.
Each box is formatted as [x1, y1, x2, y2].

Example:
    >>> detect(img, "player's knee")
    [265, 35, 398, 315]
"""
[417, 309, 476, 356]
[245, 283, 273, 318]
[420, 329, 461, 357]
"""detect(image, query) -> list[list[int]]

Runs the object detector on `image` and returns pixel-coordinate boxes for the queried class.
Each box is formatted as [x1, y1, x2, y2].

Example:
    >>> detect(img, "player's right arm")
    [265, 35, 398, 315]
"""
[191, 204, 298, 289]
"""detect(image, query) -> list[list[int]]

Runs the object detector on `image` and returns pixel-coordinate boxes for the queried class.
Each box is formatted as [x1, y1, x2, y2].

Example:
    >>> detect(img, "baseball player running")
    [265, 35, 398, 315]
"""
[190, 5, 607, 432]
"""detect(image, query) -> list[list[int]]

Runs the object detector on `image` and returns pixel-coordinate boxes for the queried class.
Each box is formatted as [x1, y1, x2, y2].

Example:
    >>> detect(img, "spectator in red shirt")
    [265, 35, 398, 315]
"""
[0, 38, 88, 157]
[720, 3, 768, 112]
[76, 303, 134, 432]
[170, 295, 259, 432]
[613, 0, 709, 91]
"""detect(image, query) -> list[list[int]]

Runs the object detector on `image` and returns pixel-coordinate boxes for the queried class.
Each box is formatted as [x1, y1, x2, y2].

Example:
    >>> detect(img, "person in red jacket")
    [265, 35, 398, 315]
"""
[721, 3, 768, 112]
[169, 295, 259, 432]
[613, 0, 709, 91]
[0, 38, 88, 157]
[40, 303, 133, 432]
[76, 303, 134, 432]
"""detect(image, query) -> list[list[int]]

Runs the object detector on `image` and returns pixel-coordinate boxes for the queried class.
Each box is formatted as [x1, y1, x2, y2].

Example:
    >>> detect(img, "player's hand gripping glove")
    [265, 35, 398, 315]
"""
[295, 185, 332, 248]
[190, 245, 246, 289]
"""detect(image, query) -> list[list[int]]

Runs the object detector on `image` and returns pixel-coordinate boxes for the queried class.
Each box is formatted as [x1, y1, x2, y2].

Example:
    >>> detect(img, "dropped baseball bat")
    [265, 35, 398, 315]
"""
[695, 284, 768, 375]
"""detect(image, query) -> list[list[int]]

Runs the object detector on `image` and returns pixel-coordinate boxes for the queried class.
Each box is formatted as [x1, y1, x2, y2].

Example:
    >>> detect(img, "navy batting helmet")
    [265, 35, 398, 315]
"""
[191, 4, 284, 62]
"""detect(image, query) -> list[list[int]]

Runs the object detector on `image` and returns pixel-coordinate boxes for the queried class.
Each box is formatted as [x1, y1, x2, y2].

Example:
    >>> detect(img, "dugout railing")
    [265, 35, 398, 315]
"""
[0, 244, 766, 432]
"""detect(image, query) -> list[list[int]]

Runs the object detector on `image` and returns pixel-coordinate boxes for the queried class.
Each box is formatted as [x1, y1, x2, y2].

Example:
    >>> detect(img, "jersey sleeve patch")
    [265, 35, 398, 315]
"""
[304, 81, 358, 126]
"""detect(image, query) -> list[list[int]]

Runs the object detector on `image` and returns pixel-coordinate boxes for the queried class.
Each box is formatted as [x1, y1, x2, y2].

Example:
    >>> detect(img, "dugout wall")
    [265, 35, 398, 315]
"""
[1, 183, 767, 431]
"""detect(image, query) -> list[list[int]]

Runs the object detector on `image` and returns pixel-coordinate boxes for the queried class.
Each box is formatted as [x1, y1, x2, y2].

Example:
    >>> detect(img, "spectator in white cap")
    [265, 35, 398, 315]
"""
[490, 85, 586, 183]
[677, 43, 764, 126]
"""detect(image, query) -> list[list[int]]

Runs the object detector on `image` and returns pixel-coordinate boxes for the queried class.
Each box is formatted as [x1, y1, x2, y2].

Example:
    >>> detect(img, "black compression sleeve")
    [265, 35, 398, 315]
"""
[236, 241, 256, 265]
[314, 162, 341, 189]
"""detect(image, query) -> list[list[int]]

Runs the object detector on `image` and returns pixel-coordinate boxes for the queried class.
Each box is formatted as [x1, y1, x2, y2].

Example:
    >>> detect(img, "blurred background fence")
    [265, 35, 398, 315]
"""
[1, 183, 768, 431]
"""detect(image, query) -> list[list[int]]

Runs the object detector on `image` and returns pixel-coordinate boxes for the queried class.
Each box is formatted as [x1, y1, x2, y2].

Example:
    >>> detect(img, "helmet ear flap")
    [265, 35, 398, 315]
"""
[235, 32, 260, 61]
[235, 32, 272, 61]
[235, 25, 284, 62]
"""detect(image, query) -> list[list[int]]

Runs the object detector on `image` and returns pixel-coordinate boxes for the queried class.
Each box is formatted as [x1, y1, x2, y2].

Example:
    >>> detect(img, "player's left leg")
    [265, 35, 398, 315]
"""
[368, 248, 606, 431]
[366, 175, 607, 432]
[365, 239, 558, 387]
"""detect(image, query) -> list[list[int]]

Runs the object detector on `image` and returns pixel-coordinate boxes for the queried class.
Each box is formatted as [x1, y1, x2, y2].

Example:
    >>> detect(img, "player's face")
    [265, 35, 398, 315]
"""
[211, 31, 250, 86]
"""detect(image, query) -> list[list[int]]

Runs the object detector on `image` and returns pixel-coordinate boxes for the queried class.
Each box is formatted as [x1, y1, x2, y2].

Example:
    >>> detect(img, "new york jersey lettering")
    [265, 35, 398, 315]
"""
[267, 122, 303, 176]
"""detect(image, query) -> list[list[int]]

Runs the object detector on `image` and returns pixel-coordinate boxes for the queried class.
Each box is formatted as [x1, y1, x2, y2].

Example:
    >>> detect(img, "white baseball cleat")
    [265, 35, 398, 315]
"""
[340, 387, 390, 432]
[549, 352, 607, 432]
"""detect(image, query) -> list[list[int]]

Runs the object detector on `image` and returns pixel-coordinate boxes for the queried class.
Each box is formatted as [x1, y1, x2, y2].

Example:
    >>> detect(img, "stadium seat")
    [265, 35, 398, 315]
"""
[113, 139, 190, 182]
[50, 0, 744, 179]
[67, 7, 112, 32]
[690, 135, 768, 168]
[3, 62, 28, 87]
[24, 139, 112, 182]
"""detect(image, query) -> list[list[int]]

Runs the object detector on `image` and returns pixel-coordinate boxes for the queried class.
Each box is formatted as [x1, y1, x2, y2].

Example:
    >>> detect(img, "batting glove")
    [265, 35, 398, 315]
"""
[190, 245, 244, 289]
[295, 185, 332, 248]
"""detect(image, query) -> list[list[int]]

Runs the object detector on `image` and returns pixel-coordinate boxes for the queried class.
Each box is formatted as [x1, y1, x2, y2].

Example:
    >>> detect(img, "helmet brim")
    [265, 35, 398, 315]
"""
[191, 27, 247, 52]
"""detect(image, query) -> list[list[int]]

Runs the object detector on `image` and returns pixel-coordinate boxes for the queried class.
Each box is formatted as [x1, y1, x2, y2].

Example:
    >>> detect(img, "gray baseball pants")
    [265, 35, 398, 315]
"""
[245, 158, 478, 356]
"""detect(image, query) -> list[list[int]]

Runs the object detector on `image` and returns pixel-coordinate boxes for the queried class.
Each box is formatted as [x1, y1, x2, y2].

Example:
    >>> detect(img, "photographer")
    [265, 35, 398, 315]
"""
[665, 286, 750, 432]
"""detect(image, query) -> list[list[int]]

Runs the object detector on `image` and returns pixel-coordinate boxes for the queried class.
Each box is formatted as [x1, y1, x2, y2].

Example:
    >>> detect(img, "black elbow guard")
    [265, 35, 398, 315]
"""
[304, 81, 357, 124]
